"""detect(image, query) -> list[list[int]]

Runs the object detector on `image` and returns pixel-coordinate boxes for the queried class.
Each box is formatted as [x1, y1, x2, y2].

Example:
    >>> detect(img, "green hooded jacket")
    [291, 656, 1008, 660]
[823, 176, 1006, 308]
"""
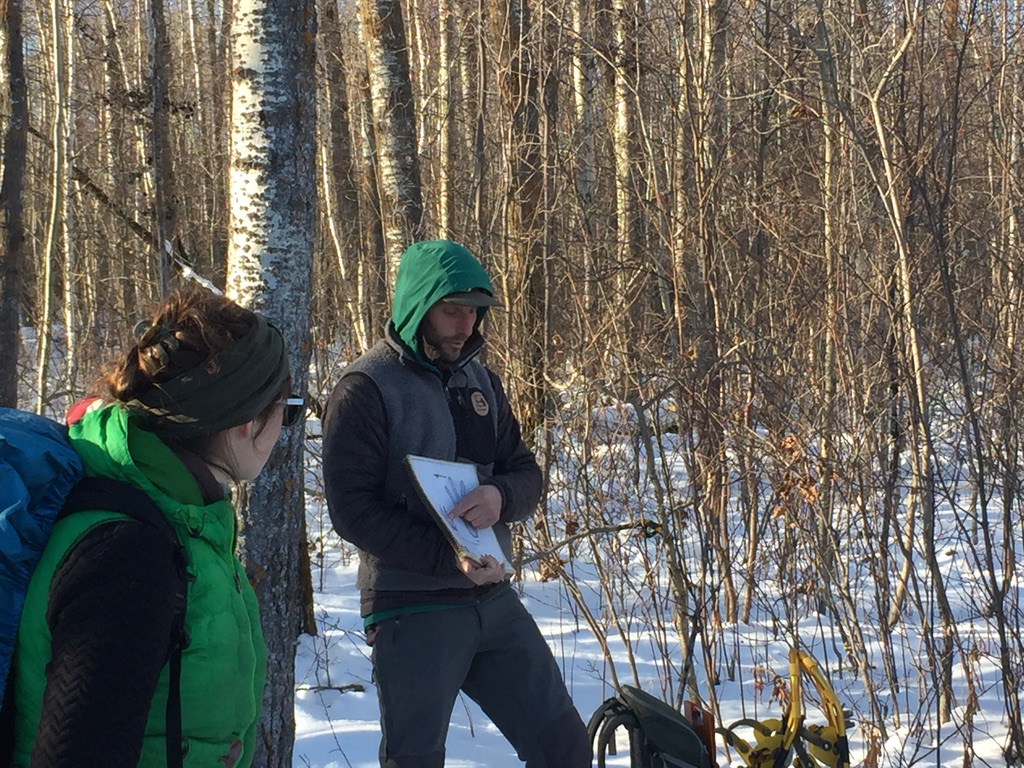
[390, 240, 495, 368]
[11, 404, 266, 767]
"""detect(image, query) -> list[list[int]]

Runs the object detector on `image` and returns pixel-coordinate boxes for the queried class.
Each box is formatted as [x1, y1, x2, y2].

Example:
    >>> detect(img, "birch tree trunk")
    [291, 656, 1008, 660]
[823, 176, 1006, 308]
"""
[471, 0, 488, 243]
[60, 57, 76, 404]
[226, 0, 316, 760]
[35, 0, 72, 414]
[359, 0, 423, 282]
[609, 0, 640, 315]
[0, 0, 27, 407]
[436, 0, 454, 234]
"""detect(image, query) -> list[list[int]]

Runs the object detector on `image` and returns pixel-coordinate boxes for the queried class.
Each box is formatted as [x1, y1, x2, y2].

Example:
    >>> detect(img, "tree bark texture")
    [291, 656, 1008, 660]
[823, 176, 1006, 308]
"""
[226, 0, 317, 761]
[318, 0, 368, 348]
[359, 0, 423, 283]
[149, 0, 175, 293]
[0, 0, 27, 407]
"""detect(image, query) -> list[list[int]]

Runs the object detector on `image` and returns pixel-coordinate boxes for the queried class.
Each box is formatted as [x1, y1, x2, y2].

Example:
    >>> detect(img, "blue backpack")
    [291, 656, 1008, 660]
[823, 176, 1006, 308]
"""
[0, 407, 189, 767]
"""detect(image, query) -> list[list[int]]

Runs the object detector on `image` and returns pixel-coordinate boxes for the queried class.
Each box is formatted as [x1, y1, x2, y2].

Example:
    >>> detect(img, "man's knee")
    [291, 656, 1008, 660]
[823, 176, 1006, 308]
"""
[536, 705, 592, 768]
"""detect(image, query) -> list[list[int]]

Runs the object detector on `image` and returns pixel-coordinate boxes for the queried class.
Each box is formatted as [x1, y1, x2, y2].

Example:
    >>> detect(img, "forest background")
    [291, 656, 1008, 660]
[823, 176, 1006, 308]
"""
[1, 0, 1023, 765]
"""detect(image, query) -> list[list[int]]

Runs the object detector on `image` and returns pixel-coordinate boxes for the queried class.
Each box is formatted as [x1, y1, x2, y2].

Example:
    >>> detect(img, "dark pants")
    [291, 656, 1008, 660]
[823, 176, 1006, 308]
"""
[370, 587, 592, 768]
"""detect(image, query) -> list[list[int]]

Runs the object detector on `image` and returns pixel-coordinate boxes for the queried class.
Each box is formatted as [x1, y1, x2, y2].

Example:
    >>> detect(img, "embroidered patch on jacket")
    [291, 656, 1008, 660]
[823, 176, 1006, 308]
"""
[471, 391, 490, 417]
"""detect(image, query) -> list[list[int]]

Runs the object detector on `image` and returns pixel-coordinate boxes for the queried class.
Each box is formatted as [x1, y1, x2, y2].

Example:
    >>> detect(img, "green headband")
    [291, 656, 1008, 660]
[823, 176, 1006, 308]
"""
[125, 314, 290, 440]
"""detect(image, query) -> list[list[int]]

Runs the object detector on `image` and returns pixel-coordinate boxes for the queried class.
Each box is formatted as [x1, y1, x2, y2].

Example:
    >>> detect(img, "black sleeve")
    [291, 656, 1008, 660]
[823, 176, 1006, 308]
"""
[31, 521, 180, 768]
[322, 372, 458, 576]
[481, 370, 543, 524]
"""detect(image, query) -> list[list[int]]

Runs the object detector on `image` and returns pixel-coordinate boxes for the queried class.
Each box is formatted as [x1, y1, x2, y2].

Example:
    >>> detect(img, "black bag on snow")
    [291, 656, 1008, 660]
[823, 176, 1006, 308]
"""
[587, 685, 714, 768]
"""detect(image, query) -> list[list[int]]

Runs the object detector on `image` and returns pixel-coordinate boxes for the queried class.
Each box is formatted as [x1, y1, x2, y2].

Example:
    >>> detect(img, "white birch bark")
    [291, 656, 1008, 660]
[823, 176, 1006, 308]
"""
[610, 0, 638, 296]
[226, 0, 316, 761]
[60, 19, 75, 397]
[437, 0, 454, 234]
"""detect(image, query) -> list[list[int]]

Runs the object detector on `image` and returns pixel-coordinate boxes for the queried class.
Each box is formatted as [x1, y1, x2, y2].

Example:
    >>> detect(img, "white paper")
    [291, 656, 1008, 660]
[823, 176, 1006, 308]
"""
[404, 455, 505, 565]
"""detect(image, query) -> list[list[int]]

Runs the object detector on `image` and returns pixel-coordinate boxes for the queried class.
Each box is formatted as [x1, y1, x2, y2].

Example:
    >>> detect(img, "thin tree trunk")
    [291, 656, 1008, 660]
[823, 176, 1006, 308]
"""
[407, 0, 427, 158]
[471, 0, 487, 244]
[100, 0, 140, 315]
[437, 0, 454, 234]
[675, 0, 735, 629]
[131, 0, 158, 294]
[0, 0, 28, 408]
[865, 3, 955, 721]
[60, 6, 76, 400]
[609, 0, 640, 316]
[359, 0, 424, 281]
[319, 0, 368, 348]
[740, 0, 773, 626]
[150, 0, 175, 292]
[353, 51, 388, 335]
[207, 0, 230, 272]
[36, 0, 71, 414]
[493, 0, 545, 438]
[815, 13, 839, 614]
[60, 41, 76, 405]
[570, 0, 597, 312]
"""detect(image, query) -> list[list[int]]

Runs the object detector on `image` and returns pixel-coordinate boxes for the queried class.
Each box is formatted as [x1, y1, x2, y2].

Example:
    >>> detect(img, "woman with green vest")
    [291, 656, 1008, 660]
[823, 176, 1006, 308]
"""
[8, 289, 302, 767]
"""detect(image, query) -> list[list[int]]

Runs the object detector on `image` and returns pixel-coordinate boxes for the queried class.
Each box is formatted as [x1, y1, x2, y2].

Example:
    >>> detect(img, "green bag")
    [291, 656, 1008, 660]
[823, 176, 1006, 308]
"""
[587, 685, 713, 768]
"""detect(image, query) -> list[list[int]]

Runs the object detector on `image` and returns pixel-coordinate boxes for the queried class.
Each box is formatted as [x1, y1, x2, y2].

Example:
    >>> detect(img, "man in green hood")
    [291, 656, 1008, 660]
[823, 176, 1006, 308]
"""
[323, 240, 591, 768]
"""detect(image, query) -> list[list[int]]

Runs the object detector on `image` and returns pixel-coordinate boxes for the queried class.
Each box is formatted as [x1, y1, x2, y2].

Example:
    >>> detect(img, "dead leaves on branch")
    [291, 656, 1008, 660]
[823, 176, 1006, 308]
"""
[769, 433, 834, 523]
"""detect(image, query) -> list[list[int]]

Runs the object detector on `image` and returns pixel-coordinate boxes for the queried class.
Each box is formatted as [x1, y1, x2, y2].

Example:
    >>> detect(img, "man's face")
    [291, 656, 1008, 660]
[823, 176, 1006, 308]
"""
[420, 302, 478, 362]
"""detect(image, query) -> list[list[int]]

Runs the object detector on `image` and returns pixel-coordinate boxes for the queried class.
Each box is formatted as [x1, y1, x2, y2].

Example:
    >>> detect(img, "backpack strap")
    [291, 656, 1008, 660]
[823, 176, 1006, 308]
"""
[60, 477, 190, 768]
[588, 696, 642, 768]
[0, 672, 14, 766]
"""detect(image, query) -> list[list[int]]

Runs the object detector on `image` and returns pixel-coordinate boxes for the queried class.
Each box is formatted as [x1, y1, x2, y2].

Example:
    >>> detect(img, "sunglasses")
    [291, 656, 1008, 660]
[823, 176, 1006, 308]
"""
[277, 397, 305, 427]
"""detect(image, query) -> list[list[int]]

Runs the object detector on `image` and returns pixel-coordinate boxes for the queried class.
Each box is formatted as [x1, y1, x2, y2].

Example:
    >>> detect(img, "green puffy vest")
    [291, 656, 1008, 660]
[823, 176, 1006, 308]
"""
[11, 405, 266, 767]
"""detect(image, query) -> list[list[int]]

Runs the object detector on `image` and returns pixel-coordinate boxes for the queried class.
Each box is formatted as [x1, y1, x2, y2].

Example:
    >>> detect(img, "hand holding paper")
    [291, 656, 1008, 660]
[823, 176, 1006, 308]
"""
[448, 484, 501, 529]
[459, 554, 506, 585]
[404, 455, 506, 566]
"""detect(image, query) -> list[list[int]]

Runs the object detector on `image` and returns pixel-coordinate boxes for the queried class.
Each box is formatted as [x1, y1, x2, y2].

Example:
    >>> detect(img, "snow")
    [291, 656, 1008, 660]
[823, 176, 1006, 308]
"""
[292, 415, 1018, 767]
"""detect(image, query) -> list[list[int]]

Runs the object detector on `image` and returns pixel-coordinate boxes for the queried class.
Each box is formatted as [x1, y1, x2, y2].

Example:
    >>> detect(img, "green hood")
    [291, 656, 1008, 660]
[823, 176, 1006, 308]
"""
[391, 240, 495, 362]
[70, 403, 209, 511]
[67, 403, 238, 554]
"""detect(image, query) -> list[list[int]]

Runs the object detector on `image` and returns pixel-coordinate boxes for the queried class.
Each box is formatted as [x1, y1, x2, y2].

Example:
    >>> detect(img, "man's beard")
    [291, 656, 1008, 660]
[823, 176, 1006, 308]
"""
[421, 335, 465, 362]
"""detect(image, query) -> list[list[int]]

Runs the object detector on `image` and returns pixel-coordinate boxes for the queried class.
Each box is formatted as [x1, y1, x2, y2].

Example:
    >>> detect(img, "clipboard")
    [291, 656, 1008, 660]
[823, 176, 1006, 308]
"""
[404, 454, 505, 566]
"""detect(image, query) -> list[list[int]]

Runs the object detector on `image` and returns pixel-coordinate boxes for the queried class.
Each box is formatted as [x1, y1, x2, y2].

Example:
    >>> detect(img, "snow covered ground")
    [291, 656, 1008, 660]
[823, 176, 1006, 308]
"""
[292, 413, 1016, 768]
